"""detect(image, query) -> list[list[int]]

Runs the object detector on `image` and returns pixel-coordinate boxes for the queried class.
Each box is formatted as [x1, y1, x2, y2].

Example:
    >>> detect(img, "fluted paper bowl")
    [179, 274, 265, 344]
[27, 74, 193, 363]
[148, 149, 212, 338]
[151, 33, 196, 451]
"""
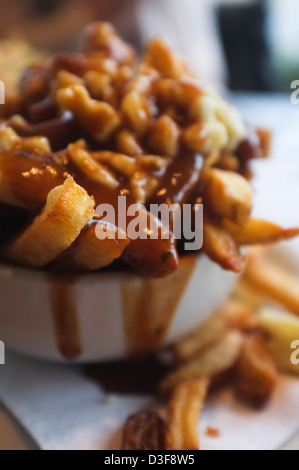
[0, 255, 239, 363]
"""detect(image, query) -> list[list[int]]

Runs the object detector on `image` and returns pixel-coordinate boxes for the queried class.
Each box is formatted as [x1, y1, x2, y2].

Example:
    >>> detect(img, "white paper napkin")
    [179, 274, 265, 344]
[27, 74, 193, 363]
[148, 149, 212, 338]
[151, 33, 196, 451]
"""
[0, 353, 299, 450]
[0, 353, 150, 450]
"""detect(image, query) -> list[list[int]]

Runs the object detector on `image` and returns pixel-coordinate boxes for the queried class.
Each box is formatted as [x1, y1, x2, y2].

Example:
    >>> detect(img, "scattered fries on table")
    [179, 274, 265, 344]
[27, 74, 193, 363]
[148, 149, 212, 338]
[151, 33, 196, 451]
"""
[244, 255, 299, 316]
[122, 251, 299, 450]
[223, 219, 299, 246]
[234, 333, 278, 408]
[203, 221, 244, 273]
[122, 411, 166, 451]
[160, 331, 244, 396]
[259, 307, 299, 376]
[172, 299, 257, 365]
[165, 378, 210, 451]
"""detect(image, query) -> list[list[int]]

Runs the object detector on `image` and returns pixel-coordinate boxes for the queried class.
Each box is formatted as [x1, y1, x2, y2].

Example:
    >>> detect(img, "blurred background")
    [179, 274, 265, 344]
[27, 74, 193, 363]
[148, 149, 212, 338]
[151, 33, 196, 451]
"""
[0, 0, 298, 92]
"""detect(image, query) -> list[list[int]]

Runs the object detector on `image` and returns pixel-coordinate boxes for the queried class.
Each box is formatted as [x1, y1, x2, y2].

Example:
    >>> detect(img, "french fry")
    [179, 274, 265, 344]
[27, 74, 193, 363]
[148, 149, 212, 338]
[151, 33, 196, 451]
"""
[173, 299, 257, 364]
[160, 331, 244, 395]
[183, 122, 228, 155]
[122, 411, 166, 450]
[147, 115, 180, 158]
[166, 378, 210, 451]
[3, 177, 94, 268]
[138, 155, 168, 172]
[259, 307, 299, 376]
[244, 256, 299, 316]
[121, 91, 151, 137]
[56, 85, 121, 142]
[202, 168, 253, 226]
[116, 129, 143, 156]
[0, 149, 66, 210]
[0, 127, 19, 151]
[68, 142, 119, 189]
[57, 221, 129, 271]
[232, 279, 263, 310]
[79, 22, 136, 65]
[223, 218, 299, 246]
[146, 37, 185, 79]
[122, 209, 179, 278]
[234, 333, 278, 408]
[123, 236, 179, 278]
[93, 151, 137, 177]
[203, 221, 244, 272]
[218, 153, 240, 172]
[0, 127, 51, 154]
[256, 127, 271, 158]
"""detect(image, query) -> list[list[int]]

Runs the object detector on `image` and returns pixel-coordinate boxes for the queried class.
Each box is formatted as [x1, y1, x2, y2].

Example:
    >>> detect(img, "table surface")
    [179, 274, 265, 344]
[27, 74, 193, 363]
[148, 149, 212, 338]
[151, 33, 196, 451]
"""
[0, 92, 298, 450]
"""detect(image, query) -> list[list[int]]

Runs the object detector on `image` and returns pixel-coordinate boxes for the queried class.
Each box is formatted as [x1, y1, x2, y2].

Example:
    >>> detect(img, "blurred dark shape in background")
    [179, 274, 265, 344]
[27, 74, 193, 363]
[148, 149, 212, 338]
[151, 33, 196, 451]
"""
[31, 0, 62, 17]
[0, 0, 226, 93]
[0, 0, 298, 93]
[217, 1, 277, 91]
[0, 0, 132, 51]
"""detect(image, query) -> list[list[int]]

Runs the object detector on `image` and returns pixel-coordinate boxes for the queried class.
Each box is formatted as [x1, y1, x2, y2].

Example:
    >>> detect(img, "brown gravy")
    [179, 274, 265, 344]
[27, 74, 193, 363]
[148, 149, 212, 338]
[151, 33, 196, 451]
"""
[46, 255, 197, 360]
[0, 144, 203, 360]
[122, 255, 197, 356]
[47, 273, 82, 360]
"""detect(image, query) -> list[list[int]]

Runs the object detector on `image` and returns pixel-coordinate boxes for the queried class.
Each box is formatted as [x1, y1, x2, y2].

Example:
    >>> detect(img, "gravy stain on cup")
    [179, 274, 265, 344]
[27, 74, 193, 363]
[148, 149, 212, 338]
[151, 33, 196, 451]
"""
[47, 273, 82, 360]
[121, 255, 197, 356]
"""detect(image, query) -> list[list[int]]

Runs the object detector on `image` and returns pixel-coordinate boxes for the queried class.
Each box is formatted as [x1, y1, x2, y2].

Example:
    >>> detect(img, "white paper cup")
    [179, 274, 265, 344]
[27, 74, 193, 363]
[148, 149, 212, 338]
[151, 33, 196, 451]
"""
[0, 255, 238, 363]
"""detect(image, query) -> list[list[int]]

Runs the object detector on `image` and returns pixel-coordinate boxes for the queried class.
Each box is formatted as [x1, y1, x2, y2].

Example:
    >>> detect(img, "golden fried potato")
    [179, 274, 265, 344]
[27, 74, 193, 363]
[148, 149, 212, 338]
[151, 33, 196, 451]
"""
[160, 331, 244, 395]
[259, 307, 299, 376]
[94, 151, 137, 177]
[147, 115, 180, 157]
[256, 128, 272, 158]
[84, 70, 117, 107]
[145, 37, 185, 79]
[0, 148, 66, 210]
[68, 142, 119, 189]
[203, 221, 244, 272]
[56, 85, 120, 142]
[183, 122, 229, 155]
[122, 411, 166, 450]
[0, 127, 51, 153]
[79, 22, 135, 65]
[235, 334, 278, 408]
[202, 168, 253, 226]
[57, 221, 129, 271]
[244, 256, 299, 316]
[173, 300, 257, 364]
[232, 279, 263, 310]
[116, 129, 143, 156]
[122, 208, 179, 278]
[3, 177, 94, 268]
[223, 218, 299, 246]
[166, 378, 210, 451]
[121, 91, 151, 137]
[218, 153, 240, 172]
[51, 70, 83, 99]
